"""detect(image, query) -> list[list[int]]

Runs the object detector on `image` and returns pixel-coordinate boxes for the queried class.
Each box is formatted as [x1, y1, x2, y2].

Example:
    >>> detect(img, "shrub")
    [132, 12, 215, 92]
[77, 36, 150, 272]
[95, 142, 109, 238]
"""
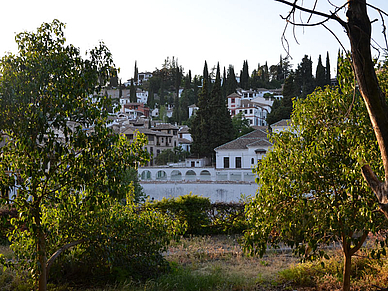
[40, 201, 183, 285]
[206, 202, 246, 234]
[147, 193, 211, 235]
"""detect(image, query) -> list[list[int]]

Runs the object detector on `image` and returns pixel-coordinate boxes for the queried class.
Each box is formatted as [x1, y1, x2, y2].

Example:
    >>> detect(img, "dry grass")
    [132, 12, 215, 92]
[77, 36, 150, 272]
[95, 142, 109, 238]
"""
[164, 235, 299, 290]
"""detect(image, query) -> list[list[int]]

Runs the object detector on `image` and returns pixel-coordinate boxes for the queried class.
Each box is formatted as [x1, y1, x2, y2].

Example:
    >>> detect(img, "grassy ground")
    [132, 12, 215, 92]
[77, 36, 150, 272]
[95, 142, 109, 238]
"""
[2, 235, 388, 290]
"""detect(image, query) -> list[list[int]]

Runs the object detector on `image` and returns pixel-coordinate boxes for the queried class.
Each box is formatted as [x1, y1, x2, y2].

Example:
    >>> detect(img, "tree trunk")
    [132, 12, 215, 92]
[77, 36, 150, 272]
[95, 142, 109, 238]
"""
[343, 250, 352, 291]
[346, 0, 388, 217]
[37, 212, 47, 291]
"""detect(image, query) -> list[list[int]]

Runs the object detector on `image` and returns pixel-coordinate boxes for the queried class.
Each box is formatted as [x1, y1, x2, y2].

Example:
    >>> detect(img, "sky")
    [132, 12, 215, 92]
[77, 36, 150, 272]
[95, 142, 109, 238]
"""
[1, 0, 388, 81]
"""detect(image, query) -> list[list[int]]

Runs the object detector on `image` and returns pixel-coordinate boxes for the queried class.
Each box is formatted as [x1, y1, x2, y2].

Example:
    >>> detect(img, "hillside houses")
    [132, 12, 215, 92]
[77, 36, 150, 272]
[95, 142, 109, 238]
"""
[227, 87, 282, 126]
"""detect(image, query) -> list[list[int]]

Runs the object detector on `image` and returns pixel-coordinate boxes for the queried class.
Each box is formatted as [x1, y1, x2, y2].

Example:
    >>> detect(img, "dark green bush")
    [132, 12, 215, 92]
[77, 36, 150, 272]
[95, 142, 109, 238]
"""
[46, 202, 182, 285]
[147, 194, 247, 235]
[206, 202, 246, 234]
[147, 193, 211, 235]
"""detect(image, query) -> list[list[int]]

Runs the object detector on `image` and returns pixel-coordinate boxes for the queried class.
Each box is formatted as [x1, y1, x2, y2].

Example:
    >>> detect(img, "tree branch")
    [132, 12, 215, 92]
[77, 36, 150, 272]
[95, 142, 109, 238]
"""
[46, 239, 84, 277]
[274, 0, 348, 27]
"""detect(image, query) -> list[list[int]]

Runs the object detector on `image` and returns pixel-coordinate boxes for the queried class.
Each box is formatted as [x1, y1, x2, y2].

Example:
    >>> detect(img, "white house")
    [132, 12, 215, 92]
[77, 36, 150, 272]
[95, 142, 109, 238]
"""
[214, 129, 272, 169]
[136, 88, 148, 104]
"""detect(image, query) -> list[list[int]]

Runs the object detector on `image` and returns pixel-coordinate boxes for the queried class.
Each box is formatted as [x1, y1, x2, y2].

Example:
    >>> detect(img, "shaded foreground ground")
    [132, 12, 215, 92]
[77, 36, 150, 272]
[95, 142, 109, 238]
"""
[3, 235, 388, 290]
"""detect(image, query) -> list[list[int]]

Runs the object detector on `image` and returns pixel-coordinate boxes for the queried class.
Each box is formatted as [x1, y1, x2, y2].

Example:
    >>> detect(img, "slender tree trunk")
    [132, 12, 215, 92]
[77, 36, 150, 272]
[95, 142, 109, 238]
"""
[38, 223, 47, 291]
[343, 250, 352, 291]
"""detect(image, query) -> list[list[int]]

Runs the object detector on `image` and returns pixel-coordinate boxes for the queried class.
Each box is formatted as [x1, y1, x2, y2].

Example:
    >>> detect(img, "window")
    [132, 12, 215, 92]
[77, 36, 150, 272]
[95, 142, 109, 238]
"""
[235, 157, 241, 168]
[223, 157, 229, 169]
[148, 135, 154, 141]
[251, 158, 255, 164]
[231, 98, 235, 103]
[244, 109, 248, 114]
[249, 109, 253, 114]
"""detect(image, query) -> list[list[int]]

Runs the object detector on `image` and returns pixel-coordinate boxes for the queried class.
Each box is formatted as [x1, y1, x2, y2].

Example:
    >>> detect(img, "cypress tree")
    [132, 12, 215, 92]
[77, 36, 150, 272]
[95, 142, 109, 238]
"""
[315, 55, 326, 88]
[209, 63, 234, 156]
[325, 51, 331, 86]
[147, 88, 155, 109]
[130, 79, 137, 102]
[225, 65, 238, 95]
[190, 75, 211, 157]
[134, 61, 138, 83]
[240, 60, 250, 89]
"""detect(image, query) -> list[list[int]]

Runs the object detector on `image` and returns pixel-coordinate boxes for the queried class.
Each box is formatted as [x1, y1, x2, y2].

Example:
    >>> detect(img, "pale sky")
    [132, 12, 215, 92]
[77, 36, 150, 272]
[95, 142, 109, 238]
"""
[1, 0, 388, 81]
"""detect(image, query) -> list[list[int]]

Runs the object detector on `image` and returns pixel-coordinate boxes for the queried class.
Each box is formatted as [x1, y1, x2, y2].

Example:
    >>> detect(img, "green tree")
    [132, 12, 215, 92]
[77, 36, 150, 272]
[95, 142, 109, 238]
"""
[225, 65, 238, 95]
[130, 78, 137, 102]
[190, 62, 212, 157]
[275, 0, 388, 223]
[232, 112, 254, 138]
[0, 20, 150, 290]
[325, 51, 331, 85]
[315, 54, 326, 88]
[208, 63, 234, 158]
[240, 60, 250, 89]
[134, 60, 138, 83]
[244, 56, 386, 291]
[294, 55, 315, 99]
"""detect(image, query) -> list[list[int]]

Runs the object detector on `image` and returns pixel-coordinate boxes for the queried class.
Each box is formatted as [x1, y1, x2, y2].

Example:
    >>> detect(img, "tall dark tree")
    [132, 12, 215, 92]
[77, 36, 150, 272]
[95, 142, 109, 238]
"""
[294, 55, 315, 99]
[209, 63, 234, 156]
[222, 66, 227, 98]
[326, 51, 331, 86]
[130, 79, 137, 102]
[147, 88, 155, 109]
[315, 54, 326, 88]
[203, 60, 211, 92]
[225, 65, 238, 95]
[190, 66, 212, 157]
[134, 61, 138, 84]
[240, 60, 250, 89]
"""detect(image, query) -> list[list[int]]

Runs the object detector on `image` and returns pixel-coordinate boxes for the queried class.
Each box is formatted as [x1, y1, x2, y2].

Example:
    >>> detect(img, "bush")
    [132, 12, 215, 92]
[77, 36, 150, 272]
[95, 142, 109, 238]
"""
[147, 193, 211, 235]
[206, 202, 246, 234]
[147, 194, 247, 235]
[43, 201, 183, 285]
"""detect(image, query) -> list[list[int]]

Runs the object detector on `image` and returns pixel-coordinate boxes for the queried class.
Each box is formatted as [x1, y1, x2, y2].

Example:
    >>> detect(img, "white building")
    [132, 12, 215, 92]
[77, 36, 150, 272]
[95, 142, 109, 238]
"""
[214, 129, 272, 170]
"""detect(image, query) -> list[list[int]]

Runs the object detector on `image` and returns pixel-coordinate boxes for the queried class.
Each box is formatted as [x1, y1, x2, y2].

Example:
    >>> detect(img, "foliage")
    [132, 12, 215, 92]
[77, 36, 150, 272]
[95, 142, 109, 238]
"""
[191, 63, 234, 158]
[206, 202, 247, 234]
[155, 147, 189, 165]
[146, 194, 211, 235]
[231, 112, 254, 138]
[244, 55, 387, 290]
[0, 20, 150, 289]
[47, 201, 182, 284]
[118, 167, 147, 203]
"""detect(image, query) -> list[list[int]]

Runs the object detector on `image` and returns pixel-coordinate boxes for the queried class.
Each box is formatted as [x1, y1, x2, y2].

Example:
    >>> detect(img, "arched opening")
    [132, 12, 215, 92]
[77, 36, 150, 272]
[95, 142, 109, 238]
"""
[185, 170, 196, 181]
[140, 170, 152, 180]
[200, 170, 211, 181]
[171, 170, 182, 181]
[156, 170, 167, 181]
